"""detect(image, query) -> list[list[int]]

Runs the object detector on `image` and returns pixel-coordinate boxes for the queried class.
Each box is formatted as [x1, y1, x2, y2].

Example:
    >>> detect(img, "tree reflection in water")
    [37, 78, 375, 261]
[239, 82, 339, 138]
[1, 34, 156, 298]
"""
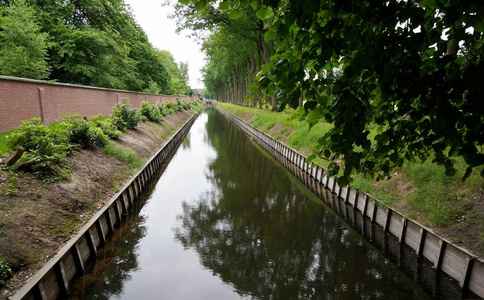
[69, 208, 148, 299]
[174, 109, 428, 299]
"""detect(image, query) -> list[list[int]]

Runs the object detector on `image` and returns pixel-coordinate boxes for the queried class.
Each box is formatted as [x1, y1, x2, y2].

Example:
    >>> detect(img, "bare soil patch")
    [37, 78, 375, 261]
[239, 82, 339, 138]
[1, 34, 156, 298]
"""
[0, 110, 195, 298]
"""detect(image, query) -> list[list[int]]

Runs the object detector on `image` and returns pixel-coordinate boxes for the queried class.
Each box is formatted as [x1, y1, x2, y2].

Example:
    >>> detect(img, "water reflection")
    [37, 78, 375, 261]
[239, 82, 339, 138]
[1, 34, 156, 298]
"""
[69, 197, 148, 299]
[68, 109, 431, 299]
[174, 109, 428, 299]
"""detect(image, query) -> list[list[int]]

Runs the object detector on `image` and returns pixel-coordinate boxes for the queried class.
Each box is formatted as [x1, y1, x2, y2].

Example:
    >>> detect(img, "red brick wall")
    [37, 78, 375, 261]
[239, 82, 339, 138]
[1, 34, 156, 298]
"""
[0, 76, 197, 132]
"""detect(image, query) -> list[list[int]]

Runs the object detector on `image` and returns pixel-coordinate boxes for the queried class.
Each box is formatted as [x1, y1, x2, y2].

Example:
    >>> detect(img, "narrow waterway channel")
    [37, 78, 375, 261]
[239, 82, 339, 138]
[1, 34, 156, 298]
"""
[68, 108, 432, 299]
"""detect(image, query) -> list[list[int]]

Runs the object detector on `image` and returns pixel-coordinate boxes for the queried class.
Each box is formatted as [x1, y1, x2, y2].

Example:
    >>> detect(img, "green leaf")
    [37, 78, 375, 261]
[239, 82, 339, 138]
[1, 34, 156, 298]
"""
[307, 154, 316, 162]
[178, 0, 190, 3]
[250, 1, 259, 10]
[337, 176, 350, 187]
[219, 0, 230, 10]
[229, 9, 243, 19]
[256, 8, 270, 20]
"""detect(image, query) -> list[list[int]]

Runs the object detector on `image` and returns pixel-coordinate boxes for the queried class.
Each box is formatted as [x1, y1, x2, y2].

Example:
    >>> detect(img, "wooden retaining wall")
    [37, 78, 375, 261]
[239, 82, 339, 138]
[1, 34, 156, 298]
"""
[216, 106, 484, 299]
[12, 108, 203, 300]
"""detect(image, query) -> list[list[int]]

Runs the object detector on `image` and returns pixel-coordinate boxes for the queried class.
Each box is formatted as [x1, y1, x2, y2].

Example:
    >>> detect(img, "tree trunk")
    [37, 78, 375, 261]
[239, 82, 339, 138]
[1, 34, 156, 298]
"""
[260, 35, 276, 111]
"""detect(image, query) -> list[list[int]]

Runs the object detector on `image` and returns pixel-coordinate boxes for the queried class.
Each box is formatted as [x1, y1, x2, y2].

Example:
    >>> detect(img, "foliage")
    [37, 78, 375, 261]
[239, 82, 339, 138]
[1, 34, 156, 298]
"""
[89, 115, 123, 140]
[0, 131, 10, 154]
[0, 259, 12, 287]
[0, 0, 50, 79]
[157, 50, 191, 95]
[7, 118, 70, 160]
[182, 0, 484, 184]
[140, 101, 163, 124]
[6, 118, 71, 181]
[62, 114, 108, 149]
[110, 100, 142, 131]
[143, 80, 161, 94]
[172, 1, 270, 107]
[0, 0, 182, 93]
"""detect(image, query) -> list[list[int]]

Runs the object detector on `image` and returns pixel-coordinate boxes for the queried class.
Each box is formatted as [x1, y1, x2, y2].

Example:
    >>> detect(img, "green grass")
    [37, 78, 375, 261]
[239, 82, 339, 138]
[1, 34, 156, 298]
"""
[0, 131, 12, 155]
[103, 142, 144, 170]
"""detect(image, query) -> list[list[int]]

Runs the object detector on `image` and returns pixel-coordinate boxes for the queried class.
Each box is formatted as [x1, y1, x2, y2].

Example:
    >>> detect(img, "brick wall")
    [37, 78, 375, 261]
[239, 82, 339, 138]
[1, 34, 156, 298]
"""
[0, 76, 197, 132]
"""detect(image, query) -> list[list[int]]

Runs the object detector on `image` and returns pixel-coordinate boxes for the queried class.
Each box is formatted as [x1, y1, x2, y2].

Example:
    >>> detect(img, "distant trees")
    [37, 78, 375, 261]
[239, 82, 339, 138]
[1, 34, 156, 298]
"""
[157, 50, 191, 95]
[0, 0, 191, 95]
[178, 0, 484, 183]
[173, 2, 273, 108]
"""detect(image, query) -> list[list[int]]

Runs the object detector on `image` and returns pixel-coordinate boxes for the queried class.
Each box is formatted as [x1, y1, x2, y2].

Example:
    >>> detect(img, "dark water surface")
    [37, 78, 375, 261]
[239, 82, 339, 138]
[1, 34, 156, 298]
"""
[69, 109, 431, 299]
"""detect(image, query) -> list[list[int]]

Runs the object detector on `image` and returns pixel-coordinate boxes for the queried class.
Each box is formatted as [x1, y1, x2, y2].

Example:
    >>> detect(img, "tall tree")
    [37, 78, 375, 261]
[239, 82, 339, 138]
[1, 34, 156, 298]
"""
[0, 0, 50, 79]
[180, 0, 484, 183]
[173, 1, 275, 108]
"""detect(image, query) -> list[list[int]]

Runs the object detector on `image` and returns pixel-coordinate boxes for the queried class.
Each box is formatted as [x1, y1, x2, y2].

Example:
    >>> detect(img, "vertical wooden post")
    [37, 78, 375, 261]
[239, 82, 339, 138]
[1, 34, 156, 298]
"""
[72, 243, 85, 274]
[417, 228, 427, 257]
[96, 219, 106, 246]
[54, 260, 69, 296]
[399, 218, 408, 243]
[435, 240, 446, 270]
[384, 209, 392, 232]
[460, 256, 474, 290]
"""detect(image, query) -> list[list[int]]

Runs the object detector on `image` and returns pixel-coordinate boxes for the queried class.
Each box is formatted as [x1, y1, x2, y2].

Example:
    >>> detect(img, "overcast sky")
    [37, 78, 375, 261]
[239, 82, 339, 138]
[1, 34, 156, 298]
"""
[124, 0, 205, 89]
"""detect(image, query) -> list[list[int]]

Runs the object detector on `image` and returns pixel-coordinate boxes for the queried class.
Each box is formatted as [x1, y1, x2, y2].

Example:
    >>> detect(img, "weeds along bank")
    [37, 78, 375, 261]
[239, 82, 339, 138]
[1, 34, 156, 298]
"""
[0, 100, 204, 297]
[216, 102, 484, 259]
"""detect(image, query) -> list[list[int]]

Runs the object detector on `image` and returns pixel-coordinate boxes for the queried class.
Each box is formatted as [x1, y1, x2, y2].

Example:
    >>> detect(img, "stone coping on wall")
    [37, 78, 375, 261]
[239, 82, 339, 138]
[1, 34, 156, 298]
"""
[0, 75, 190, 98]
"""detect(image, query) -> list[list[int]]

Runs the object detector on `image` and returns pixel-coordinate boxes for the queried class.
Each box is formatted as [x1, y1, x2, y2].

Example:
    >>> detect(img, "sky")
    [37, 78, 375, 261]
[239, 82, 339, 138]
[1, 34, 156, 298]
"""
[124, 0, 205, 89]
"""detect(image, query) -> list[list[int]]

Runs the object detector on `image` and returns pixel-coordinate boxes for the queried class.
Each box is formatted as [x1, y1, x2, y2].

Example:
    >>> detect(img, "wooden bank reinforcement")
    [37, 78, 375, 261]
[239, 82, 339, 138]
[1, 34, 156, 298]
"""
[216, 105, 484, 299]
[12, 108, 202, 300]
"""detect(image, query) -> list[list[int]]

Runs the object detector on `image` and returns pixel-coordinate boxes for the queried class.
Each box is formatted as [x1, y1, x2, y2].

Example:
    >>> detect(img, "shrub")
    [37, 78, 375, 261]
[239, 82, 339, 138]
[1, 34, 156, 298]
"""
[0, 259, 12, 288]
[182, 100, 191, 110]
[61, 114, 109, 149]
[7, 118, 70, 159]
[89, 115, 122, 140]
[7, 118, 71, 182]
[140, 101, 163, 123]
[154, 102, 166, 117]
[165, 101, 175, 109]
[140, 101, 151, 119]
[111, 100, 141, 131]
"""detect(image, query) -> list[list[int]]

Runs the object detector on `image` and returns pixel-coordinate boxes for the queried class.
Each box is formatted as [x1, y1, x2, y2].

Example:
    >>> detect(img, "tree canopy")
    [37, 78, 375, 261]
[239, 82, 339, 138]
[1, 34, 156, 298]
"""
[0, 0, 191, 95]
[178, 0, 484, 184]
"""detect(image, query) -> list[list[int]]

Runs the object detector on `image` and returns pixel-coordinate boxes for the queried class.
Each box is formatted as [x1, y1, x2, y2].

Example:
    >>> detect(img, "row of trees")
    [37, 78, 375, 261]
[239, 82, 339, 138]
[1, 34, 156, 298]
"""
[176, 0, 484, 183]
[173, 1, 273, 107]
[0, 0, 191, 95]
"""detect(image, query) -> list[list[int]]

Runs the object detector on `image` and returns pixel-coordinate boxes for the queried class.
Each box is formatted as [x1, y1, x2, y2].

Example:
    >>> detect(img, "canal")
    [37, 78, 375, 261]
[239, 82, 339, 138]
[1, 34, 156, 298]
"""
[68, 108, 431, 299]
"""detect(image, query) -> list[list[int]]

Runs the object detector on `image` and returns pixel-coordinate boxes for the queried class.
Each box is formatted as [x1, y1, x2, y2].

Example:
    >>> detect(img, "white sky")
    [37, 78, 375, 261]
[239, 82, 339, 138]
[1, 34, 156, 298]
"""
[125, 0, 205, 89]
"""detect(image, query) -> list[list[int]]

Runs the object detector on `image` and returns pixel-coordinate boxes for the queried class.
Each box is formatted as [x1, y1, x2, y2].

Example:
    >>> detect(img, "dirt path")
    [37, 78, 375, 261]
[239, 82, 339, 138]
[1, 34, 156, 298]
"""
[0, 110, 195, 299]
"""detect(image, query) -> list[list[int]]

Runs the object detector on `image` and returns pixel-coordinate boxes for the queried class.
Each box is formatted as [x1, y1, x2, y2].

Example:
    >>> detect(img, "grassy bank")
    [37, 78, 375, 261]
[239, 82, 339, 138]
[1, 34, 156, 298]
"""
[216, 102, 484, 255]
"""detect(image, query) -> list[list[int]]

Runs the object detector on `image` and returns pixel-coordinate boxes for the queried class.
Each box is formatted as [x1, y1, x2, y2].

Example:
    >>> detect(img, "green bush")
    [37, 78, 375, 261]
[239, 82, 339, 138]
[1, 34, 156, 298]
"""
[165, 101, 175, 109]
[111, 100, 141, 131]
[140, 101, 163, 123]
[7, 118, 70, 159]
[154, 102, 167, 117]
[182, 100, 191, 110]
[62, 114, 108, 149]
[140, 101, 151, 119]
[6, 118, 71, 181]
[89, 115, 122, 140]
[0, 259, 12, 288]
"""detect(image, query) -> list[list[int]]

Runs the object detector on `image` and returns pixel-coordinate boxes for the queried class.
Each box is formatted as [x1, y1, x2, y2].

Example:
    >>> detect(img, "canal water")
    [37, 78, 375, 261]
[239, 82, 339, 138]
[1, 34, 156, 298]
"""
[69, 108, 431, 299]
